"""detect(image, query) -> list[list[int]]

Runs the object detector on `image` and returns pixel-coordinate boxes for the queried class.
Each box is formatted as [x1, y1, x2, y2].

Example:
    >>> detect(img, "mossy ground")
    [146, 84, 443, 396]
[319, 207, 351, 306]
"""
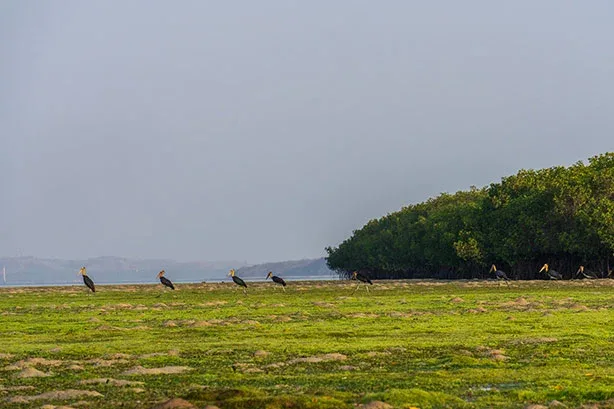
[0, 279, 612, 408]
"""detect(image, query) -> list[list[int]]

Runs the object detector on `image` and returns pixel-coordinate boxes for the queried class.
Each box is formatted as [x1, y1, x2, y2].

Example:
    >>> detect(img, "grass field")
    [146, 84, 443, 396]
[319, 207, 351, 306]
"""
[0, 279, 612, 409]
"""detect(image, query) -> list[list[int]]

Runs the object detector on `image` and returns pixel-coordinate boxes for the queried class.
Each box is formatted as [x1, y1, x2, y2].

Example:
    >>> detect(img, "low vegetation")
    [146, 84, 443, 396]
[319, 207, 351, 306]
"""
[0, 280, 612, 408]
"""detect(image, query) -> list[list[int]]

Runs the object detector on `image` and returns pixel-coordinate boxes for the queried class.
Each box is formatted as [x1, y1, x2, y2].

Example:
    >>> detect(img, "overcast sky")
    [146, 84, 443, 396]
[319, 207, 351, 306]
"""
[1, 1, 613, 263]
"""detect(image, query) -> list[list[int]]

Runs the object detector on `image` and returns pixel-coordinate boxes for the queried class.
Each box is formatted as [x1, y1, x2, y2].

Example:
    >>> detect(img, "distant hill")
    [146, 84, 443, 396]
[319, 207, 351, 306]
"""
[237, 258, 336, 279]
[0, 256, 247, 286]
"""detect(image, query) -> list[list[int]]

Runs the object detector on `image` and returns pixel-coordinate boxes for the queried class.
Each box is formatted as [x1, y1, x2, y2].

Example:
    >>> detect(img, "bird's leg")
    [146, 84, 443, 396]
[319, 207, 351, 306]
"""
[282, 286, 286, 292]
[351, 283, 360, 295]
[365, 285, 370, 293]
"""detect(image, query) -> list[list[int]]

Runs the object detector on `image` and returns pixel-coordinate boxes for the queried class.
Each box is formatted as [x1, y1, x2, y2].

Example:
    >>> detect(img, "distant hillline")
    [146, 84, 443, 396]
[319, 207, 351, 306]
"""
[0, 256, 337, 286]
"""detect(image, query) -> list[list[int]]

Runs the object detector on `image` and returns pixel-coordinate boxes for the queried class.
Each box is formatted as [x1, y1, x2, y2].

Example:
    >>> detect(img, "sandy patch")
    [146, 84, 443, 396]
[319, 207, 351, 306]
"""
[79, 378, 144, 387]
[68, 364, 85, 371]
[253, 350, 269, 358]
[5, 358, 63, 370]
[267, 352, 348, 368]
[7, 389, 103, 403]
[151, 398, 197, 409]
[122, 366, 193, 376]
[450, 297, 464, 303]
[86, 358, 129, 367]
[41, 406, 76, 409]
[0, 353, 14, 360]
[17, 367, 52, 378]
[0, 385, 35, 392]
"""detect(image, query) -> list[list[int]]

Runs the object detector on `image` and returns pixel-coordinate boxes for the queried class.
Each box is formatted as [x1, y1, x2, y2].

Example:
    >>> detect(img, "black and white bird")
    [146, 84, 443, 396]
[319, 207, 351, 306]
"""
[157, 270, 175, 290]
[539, 263, 563, 280]
[228, 269, 247, 293]
[266, 271, 286, 291]
[351, 270, 373, 293]
[575, 265, 598, 279]
[79, 267, 95, 293]
[489, 264, 510, 287]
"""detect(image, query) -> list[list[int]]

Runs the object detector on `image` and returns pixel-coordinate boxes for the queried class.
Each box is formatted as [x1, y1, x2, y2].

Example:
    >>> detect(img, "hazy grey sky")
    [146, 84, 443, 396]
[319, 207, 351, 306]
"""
[1, 1, 613, 263]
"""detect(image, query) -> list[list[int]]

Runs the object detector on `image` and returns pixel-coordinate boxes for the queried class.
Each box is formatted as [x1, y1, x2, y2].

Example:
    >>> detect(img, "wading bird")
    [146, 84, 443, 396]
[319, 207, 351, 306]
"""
[575, 265, 598, 279]
[539, 263, 562, 280]
[228, 269, 247, 294]
[80, 267, 95, 293]
[351, 270, 373, 293]
[266, 271, 286, 291]
[489, 264, 510, 287]
[157, 270, 175, 290]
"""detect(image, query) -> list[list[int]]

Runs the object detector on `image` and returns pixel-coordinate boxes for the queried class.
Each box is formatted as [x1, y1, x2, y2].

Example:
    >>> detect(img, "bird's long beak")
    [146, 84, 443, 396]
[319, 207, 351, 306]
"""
[489, 265, 495, 273]
[539, 265, 546, 272]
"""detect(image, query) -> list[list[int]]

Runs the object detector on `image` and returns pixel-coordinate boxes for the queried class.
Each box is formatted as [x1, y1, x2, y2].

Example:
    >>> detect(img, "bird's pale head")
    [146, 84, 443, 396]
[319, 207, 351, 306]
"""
[228, 269, 235, 277]
[578, 265, 585, 272]
[266, 272, 272, 279]
[489, 264, 496, 273]
[79, 267, 87, 276]
[157, 270, 165, 278]
[352, 271, 358, 278]
[539, 264, 548, 272]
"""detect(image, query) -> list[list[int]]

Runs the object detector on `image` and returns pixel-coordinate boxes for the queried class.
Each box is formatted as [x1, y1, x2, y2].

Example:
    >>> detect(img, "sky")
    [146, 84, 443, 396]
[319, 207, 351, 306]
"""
[1, 1, 613, 263]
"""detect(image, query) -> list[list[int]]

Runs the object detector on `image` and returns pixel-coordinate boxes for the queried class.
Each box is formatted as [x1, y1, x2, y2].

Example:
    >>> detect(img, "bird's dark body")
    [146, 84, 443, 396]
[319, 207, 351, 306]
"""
[271, 275, 286, 286]
[548, 270, 562, 280]
[83, 275, 95, 292]
[495, 270, 509, 281]
[232, 275, 247, 288]
[355, 272, 373, 285]
[160, 276, 175, 290]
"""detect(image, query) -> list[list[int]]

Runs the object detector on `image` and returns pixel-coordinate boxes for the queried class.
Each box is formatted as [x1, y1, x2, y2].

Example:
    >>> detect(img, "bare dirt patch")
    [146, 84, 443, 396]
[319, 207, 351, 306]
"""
[79, 378, 145, 387]
[151, 398, 197, 409]
[5, 357, 63, 370]
[17, 367, 52, 378]
[0, 385, 35, 392]
[122, 366, 193, 376]
[7, 389, 103, 403]
[85, 358, 130, 367]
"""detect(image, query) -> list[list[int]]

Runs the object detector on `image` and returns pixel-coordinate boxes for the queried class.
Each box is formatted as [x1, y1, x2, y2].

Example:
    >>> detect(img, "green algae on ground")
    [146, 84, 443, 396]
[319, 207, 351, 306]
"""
[0, 279, 612, 408]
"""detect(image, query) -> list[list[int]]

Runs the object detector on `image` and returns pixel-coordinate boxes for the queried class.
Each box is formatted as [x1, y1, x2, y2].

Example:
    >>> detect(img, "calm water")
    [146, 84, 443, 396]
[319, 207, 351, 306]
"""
[0, 274, 340, 288]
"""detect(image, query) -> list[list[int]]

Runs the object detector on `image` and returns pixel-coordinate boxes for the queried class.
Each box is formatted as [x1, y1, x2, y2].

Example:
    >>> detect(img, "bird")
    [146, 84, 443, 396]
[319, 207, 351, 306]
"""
[539, 263, 562, 280]
[351, 270, 373, 293]
[157, 270, 175, 290]
[266, 271, 286, 291]
[79, 267, 95, 293]
[489, 264, 510, 287]
[228, 269, 247, 293]
[575, 266, 598, 279]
